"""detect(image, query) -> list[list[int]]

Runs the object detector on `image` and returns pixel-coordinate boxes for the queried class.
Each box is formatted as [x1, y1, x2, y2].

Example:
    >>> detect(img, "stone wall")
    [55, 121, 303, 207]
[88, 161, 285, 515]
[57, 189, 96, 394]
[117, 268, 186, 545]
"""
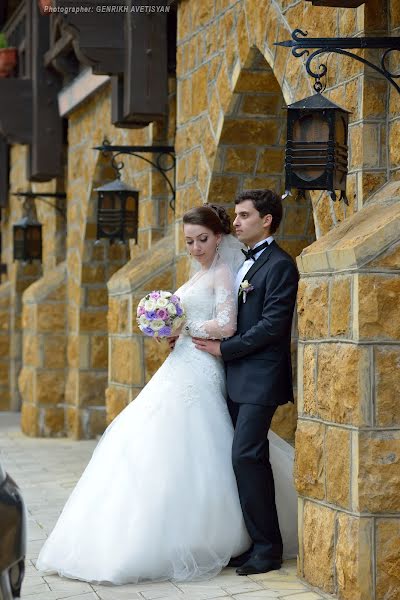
[296, 180, 400, 600]
[19, 263, 67, 437]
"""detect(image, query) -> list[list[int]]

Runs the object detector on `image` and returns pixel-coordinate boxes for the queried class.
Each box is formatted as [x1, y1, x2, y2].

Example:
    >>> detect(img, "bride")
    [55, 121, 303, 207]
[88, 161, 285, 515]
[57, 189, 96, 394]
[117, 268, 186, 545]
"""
[36, 204, 297, 585]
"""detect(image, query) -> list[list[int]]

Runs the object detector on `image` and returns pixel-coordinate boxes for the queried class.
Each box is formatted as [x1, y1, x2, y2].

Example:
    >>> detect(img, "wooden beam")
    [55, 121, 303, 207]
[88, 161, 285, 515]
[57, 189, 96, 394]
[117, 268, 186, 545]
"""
[28, 1, 63, 181]
[121, 0, 168, 125]
[0, 136, 9, 209]
[0, 79, 32, 144]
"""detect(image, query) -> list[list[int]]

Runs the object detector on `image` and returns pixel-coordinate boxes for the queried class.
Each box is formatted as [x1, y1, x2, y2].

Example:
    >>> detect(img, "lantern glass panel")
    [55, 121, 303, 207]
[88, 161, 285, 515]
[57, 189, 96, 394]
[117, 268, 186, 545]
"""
[13, 226, 25, 260]
[124, 194, 138, 239]
[98, 191, 123, 237]
[292, 113, 329, 182]
[26, 226, 42, 260]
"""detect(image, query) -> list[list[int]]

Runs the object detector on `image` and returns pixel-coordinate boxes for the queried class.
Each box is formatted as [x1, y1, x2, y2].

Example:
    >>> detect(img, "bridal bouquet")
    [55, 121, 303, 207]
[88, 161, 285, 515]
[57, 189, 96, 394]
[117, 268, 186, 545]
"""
[136, 291, 186, 338]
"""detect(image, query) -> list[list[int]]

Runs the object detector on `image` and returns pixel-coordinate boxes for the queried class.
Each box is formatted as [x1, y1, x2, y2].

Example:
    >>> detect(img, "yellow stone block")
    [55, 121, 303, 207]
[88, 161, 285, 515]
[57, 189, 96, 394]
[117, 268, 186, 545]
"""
[21, 403, 39, 437]
[21, 305, 36, 330]
[43, 336, 66, 369]
[283, 206, 309, 237]
[23, 334, 41, 367]
[65, 406, 82, 439]
[87, 288, 108, 307]
[18, 368, 34, 404]
[325, 427, 351, 508]
[37, 304, 65, 333]
[81, 264, 106, 285]
[235, 70, 281, 93]
[43, 406, 65, 436]
[105, 385, 130, 424]
[376, 519, 400, 600]
[108, 297, 129, 334]
[297, 278, 329, 340]
[375, 347, 400, 427]
[369, 240, 400, 269]
[294, 420, 325, 499]
[144, 337, 169, 383]
[335, 514, 374, 600]
[90, 335, 108, 369]
[357, 274, 400, 341]
[110, 337, 143, 385]
[316, 343, 370, 426]
[79, 309, 108, 332]
[87, 408, 107, 438]
[302, 501, 335, 593]
[271, 402, 297, 443]
[224, 147, 257, 174]
[220, 119, 279, 146]
[0, 362, 9, 386]
[330, 277, 351, 337]
[208, 175, 239, 204]
[78, 371, 108, 407]
[358, 431, 400, 513]
[256, 148, 284, 174]
[36, 370, 65, 405]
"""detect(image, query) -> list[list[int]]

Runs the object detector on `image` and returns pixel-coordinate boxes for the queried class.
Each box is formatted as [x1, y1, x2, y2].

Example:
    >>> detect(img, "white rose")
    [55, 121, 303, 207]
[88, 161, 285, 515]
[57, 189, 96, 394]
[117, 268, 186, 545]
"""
[167, 303, 177, 316]
[144, 299, 156, 311]
[151, 319, 166, 331]
[156, 298, 169, 308]
[138, 315, 150, 326]
[241, 280, 251, 290]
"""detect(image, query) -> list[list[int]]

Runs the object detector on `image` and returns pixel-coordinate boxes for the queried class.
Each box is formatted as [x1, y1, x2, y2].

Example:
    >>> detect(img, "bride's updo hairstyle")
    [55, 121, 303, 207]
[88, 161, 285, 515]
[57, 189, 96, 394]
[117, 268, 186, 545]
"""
[182, 204, 231, 235]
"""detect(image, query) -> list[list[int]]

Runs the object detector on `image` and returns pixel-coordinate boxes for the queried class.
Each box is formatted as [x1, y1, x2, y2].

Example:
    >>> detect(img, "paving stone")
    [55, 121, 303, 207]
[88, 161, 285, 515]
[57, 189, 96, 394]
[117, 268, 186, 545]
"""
[0, 413, 337, 600]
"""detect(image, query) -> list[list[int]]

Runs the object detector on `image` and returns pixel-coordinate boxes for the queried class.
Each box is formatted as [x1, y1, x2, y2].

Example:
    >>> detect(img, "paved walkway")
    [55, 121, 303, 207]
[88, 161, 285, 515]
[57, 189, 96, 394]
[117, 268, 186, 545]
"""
[0, 413, 333, 600]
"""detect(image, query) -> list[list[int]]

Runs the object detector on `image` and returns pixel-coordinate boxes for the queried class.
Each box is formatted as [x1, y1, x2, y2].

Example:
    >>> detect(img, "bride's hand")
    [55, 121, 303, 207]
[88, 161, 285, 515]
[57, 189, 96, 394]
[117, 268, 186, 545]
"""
[167, 336, 179, 351]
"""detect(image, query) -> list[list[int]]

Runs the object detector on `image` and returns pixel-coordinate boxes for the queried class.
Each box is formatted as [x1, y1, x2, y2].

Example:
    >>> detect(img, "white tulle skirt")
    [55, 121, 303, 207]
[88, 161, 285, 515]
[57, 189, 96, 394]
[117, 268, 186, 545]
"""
[36, 336, 297, 584]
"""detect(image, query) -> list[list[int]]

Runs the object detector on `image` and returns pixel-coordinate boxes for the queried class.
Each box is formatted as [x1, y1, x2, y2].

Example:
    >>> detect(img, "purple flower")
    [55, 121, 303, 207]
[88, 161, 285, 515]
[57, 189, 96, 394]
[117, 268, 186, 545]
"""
[149, 291, 160, 299]
[170, 295, 180, 304]
[145, 310, 157, 320]
[143, 326, 155, 336]
[176, 306, 183, 316]
[156, 308, 169, 320]
[158, 325, 172, 337]
[137, 306, 146, 316]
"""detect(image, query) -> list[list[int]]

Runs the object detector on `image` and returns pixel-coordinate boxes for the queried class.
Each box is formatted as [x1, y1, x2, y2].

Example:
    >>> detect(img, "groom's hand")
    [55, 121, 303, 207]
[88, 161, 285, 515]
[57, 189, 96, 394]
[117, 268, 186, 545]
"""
[192, 338, 222, 357]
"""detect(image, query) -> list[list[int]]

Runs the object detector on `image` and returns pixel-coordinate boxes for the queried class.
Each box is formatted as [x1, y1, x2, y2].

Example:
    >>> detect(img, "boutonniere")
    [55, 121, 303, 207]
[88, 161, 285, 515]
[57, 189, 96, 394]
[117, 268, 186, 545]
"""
[239, 280, 254, 303]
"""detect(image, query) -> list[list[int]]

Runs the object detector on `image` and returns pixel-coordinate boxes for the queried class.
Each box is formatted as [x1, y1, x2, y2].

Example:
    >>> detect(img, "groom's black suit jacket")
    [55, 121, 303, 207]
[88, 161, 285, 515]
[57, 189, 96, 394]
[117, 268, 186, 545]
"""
[221, 240, 299, 407]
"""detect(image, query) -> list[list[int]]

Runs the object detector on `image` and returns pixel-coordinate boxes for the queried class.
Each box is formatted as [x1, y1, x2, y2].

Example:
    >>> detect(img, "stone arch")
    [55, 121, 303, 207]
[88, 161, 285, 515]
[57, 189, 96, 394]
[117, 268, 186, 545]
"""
[206, 46, 315, 442]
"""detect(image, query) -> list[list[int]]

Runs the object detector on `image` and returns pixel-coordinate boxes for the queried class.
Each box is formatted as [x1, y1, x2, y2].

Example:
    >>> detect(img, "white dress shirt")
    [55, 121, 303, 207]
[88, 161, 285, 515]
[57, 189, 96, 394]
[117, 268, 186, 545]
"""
[234, 236, 274, 296]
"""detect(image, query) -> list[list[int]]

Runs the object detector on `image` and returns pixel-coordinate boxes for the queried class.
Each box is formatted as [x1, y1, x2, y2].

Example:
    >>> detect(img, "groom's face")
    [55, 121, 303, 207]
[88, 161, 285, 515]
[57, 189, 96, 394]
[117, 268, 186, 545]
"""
[233, 200, 272, 248]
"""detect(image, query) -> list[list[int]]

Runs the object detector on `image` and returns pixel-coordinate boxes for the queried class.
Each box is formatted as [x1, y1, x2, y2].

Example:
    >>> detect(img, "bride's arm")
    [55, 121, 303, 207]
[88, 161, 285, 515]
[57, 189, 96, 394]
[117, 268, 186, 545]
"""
[184, 265, 237, 339]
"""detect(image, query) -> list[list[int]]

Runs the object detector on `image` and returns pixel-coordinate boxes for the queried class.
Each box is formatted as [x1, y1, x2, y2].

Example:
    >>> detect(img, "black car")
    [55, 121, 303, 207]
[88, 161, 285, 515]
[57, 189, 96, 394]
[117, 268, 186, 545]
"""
[0, 463, 26, 600]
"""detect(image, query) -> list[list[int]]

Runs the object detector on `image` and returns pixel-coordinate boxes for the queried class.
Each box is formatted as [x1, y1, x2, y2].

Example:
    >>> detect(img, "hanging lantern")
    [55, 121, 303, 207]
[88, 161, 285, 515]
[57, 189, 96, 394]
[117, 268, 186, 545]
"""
[283, 91, 350, 204]
[94, 178, 139, 244]
[13, 201, 42, 262]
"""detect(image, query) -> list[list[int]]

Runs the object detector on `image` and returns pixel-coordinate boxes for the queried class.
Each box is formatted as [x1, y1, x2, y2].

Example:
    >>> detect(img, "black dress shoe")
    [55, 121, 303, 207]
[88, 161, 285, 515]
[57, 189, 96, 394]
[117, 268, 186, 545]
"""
[227, 548, 253, 568]
[236, 556, 282, 576]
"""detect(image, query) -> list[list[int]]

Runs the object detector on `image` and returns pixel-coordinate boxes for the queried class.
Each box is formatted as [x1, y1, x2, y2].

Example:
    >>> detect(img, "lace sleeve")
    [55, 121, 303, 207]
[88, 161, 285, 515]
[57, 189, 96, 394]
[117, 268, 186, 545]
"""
[186, 265, 237, 339]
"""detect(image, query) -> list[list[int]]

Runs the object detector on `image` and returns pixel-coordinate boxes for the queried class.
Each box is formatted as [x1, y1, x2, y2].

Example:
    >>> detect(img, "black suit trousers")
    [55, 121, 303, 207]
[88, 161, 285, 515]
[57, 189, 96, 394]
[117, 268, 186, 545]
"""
[227, 398, 283, 559]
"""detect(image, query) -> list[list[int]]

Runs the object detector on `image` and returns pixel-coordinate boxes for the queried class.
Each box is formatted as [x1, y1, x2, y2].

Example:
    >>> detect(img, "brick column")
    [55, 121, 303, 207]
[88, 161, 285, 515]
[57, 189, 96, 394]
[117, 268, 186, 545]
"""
[295, 182, 400, 600]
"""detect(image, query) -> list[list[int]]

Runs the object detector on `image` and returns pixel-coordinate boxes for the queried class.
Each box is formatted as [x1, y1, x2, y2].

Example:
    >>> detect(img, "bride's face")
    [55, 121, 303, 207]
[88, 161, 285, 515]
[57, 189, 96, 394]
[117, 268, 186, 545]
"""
[184, 224, 221, 268]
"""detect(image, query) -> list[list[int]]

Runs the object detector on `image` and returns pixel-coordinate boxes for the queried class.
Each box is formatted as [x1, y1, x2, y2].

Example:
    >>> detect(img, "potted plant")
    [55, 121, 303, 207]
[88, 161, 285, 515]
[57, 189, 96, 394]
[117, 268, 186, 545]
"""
[0, 33, 17, 78]
[38, 0, 53, 15]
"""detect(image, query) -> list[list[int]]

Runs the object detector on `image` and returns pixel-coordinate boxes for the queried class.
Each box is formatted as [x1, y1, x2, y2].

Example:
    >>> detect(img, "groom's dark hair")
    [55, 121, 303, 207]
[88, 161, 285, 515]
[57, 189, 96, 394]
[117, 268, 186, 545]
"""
[235, 189, 283, 234]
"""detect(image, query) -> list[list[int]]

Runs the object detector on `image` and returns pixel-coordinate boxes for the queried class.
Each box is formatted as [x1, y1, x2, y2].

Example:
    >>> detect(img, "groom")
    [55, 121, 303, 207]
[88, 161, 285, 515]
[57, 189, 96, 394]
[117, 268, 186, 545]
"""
[193, 189, 299, 576]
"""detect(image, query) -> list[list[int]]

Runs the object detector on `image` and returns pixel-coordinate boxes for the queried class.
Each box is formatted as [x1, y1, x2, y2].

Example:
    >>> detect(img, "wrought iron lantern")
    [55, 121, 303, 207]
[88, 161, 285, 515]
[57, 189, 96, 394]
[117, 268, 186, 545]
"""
[13, 200, 42, 262]
[95, 178, 139, 244]
[283, 90, 350, 204]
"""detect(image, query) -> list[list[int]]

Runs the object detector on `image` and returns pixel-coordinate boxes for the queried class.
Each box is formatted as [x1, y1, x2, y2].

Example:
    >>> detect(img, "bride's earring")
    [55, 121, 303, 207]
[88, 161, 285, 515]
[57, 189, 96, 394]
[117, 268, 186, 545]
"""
[216, 244, 220, 255]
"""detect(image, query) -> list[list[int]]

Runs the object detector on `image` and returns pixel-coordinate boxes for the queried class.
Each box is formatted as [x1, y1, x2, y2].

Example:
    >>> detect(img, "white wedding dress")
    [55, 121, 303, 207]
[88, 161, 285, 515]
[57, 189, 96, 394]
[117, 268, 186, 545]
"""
[36, 261, 297, 585]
